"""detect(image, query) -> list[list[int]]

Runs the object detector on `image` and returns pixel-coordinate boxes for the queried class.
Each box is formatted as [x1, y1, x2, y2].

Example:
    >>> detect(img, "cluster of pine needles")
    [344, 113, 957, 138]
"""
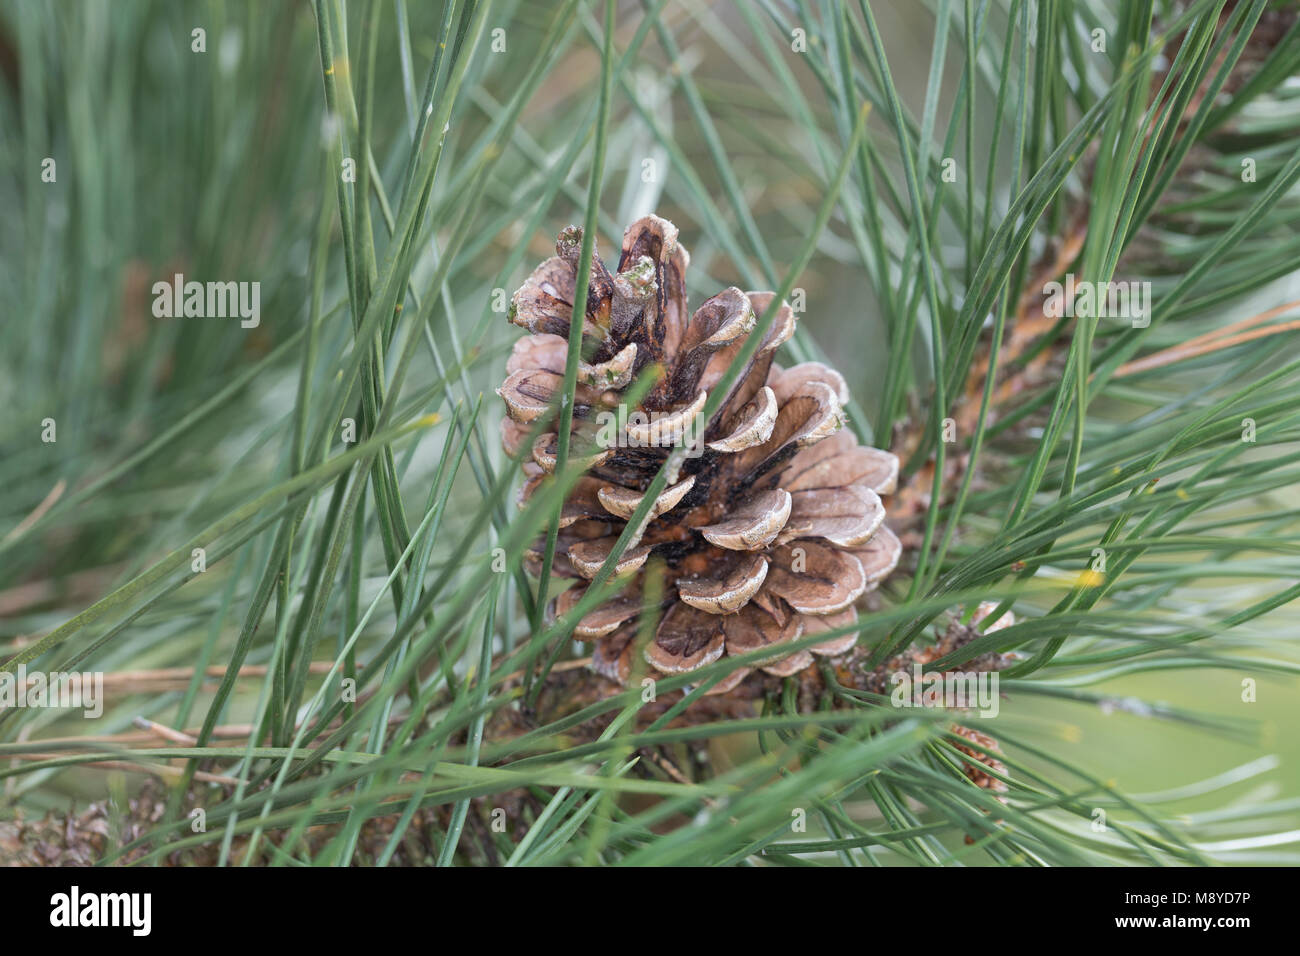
[1, 0, 1300, 865]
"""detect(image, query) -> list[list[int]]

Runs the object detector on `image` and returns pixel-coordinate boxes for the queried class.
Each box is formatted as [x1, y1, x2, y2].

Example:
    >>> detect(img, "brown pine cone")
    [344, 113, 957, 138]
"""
[950, 724, 1009, 798]
[499, 215, 901, 693]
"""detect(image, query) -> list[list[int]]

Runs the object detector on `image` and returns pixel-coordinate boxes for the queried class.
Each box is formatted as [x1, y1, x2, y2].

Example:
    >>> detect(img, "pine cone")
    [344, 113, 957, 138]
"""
[500, 215, 902, 692]
[950, 724, 1009, 798]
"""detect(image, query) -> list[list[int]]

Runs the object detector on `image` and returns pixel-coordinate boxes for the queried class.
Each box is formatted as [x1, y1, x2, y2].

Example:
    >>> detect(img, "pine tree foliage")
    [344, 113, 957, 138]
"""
[1, 0, 1298, 866]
